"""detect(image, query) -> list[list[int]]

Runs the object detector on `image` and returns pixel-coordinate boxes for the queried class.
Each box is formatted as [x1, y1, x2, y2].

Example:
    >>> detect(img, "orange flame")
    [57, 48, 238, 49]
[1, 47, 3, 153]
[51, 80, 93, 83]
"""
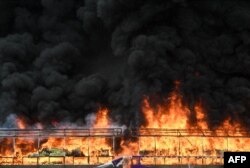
[93, 107, 110, 128]
[1, 83, 250, 165]
[127, 83, 250, 165]
[142, 91, 190, 129]
[16, 117, 26, 129]
[0, 107, 114, 165]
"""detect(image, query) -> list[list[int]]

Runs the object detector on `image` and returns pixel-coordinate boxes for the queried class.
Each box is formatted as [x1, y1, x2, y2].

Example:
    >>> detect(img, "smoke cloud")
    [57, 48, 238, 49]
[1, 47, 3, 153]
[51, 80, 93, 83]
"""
[0, 0, 250, 128]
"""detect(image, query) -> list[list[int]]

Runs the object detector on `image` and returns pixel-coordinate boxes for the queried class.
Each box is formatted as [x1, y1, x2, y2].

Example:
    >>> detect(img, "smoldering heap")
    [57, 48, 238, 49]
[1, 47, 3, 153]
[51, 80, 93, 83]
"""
[0, 0, 250, 128]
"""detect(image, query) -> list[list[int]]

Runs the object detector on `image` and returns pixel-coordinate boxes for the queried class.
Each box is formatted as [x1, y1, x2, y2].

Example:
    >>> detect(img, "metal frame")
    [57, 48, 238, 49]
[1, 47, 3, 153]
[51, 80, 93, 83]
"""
[132, 128, 250, 137]
[0, 128, 123, 137]
[131, 128, 250, 165]
[0, 128, 250, 165]
[0, 128, 122, 165]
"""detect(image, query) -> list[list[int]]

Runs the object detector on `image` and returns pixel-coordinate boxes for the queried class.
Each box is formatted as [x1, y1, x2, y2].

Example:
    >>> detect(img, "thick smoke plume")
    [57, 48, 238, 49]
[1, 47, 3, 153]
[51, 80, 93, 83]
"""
[0, 0, 250, 128]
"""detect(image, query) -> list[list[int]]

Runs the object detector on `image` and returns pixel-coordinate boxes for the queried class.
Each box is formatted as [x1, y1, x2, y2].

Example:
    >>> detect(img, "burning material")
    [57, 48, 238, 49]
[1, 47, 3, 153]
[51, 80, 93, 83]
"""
[0, 85, 250, 165]
[118, 82, 250, 165]
[38, 148, 66, 157]
[0, 108, 119, 165]
[0, 128, 120, 165]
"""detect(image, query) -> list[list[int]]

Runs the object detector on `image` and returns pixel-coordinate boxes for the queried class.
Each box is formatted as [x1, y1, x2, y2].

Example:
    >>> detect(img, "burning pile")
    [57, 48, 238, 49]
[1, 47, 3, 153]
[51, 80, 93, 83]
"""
[0, 108, 116, 165]
[120, 83, 250, 164]
[0, 83, 250, 165]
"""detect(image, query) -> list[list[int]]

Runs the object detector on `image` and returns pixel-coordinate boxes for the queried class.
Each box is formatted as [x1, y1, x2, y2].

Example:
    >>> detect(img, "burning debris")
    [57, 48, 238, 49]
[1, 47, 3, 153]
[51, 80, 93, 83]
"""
[1, 90, 250, 165]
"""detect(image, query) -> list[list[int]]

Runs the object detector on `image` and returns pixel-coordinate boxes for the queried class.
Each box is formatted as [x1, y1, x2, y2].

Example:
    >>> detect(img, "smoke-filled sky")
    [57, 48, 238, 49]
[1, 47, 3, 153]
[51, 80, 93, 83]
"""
[0, 0, 250, 128]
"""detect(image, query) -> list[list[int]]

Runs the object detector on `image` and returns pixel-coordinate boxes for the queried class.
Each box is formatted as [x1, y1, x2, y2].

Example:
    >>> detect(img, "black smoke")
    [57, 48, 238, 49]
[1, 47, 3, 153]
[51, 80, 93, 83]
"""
[0, 0, 250, 128]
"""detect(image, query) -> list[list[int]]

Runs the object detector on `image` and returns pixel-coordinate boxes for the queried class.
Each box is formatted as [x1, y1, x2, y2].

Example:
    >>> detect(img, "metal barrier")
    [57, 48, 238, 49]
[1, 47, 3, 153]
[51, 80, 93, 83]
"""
[130, 129, 250, 165]
[0, 128, 250, 165]
[0, 128, 122, 165]
[132, 128, 250, 137]
[0, 128, 123, 137]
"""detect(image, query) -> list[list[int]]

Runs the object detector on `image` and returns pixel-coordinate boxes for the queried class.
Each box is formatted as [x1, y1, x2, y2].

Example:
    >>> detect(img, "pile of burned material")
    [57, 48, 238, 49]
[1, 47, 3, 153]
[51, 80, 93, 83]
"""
[28, 148, 85, 157]
[65, 148, 85, 157]
[91, 148, 110, 157]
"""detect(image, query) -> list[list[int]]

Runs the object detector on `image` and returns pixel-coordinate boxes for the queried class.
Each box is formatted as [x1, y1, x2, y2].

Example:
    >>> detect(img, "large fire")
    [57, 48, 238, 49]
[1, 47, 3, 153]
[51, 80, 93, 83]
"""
[131, 87, 250, 165]
[0, 84, 250, 165]
[0, 108, 113, 165]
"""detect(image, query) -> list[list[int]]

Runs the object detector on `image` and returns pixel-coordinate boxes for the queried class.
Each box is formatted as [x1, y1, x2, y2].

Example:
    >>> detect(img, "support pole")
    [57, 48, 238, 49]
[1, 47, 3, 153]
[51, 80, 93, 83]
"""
[113, 136, 115, 157]
[138, 136, 140, 155]
[64, 129, 66, 165]
[202, 136, 204, 165]
[13, 137, 15, 157]
[154, 136, 156, 165]
[38, 136, 40, 166]
[88, 137, 90, 165]
[178, 130, 181, 164]
[13, 136, 16, 165]
[227, 137, 229, 151]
